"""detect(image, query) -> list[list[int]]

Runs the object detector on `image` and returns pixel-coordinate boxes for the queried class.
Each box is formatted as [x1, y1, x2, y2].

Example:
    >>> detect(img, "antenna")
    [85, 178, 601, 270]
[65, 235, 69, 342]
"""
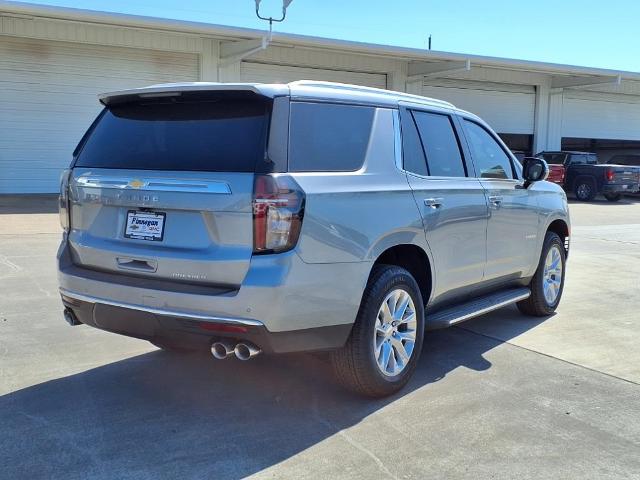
[255, 0, 294, 40]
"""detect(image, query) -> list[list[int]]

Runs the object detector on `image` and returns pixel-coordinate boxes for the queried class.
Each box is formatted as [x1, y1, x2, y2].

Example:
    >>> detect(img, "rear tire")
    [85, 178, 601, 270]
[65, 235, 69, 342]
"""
[574, 180, 596, 201]
[331, 265, 425, 397]
[604, 193, 621, 202]
[517, 232, 566, 317]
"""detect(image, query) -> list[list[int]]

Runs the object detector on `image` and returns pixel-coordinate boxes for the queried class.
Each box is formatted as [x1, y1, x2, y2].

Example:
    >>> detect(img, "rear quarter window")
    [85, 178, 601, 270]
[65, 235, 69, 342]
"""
[288, 102, 375, 172]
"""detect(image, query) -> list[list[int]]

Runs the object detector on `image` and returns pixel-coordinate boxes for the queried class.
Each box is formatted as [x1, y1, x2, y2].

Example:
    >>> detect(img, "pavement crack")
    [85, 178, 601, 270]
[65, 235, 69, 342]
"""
[311, 397, 399, 479]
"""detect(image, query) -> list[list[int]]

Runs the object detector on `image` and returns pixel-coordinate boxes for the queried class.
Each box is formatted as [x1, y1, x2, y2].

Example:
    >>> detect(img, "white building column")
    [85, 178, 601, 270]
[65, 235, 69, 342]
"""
[388, 62, 408, 92]
[199, 38, 219, 81]
[533, 83, 550, 154]
[547, 89, 564, 150]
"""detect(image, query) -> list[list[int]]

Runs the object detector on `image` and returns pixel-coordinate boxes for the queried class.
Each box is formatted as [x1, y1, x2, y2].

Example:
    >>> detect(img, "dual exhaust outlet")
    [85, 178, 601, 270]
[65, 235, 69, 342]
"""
[211, 339, 261, 361]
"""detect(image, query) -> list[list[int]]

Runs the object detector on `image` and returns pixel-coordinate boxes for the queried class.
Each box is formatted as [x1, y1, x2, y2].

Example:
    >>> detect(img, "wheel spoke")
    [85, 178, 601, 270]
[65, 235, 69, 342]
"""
[394, 292, 410, 321]
[395, 329, 416, 341]
[391, 336, 410, 363]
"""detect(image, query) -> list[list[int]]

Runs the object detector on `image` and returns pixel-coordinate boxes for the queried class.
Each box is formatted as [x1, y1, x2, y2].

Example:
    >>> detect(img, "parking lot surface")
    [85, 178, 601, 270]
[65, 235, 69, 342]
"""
[1, 195, 639, 479]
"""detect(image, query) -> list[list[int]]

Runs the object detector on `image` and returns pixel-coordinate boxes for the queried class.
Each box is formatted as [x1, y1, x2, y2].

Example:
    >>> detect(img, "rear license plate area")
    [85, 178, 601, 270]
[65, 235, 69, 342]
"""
[124, 210, 166, 241]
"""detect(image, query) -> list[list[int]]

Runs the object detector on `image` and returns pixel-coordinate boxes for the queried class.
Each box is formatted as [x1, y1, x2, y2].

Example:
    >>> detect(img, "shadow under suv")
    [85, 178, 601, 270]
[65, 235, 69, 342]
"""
[58, 81, 570, 397]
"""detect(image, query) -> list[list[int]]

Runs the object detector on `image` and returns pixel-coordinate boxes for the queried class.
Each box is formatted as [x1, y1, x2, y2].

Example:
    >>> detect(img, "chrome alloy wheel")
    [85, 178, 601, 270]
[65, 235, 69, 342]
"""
[543, 245, 563, 305]
[373, 288, 417, 377]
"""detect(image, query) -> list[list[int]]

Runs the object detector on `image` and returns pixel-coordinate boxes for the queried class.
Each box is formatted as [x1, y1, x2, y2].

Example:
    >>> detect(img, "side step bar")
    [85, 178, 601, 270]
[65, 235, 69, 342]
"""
[426, 287, 530, 330]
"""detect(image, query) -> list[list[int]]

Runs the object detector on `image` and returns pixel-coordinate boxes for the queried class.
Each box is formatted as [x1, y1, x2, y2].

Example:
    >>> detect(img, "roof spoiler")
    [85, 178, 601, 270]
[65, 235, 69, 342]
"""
[99, 82, 287, 106]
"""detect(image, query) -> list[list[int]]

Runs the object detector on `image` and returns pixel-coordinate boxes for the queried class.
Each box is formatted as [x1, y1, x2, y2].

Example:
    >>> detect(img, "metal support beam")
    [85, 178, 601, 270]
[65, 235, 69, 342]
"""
[407, 59, 471, 81]
[219, 37, 268, 66]
[551, 74, 622, 89]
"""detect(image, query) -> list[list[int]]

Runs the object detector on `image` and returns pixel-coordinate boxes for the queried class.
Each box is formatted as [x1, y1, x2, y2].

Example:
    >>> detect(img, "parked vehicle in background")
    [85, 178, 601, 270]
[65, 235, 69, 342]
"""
[537, 151, 640, 201]
[606, 155, 640, 195]
[58, 81, 570, 397]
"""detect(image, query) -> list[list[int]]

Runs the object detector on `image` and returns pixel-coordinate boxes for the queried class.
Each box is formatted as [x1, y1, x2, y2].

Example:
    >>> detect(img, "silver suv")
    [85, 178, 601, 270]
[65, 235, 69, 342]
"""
[57, 81, 570, 397]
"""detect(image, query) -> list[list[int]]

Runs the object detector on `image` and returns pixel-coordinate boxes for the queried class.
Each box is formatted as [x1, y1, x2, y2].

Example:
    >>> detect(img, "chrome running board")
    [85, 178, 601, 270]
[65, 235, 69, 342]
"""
[426, 287, 530, 330]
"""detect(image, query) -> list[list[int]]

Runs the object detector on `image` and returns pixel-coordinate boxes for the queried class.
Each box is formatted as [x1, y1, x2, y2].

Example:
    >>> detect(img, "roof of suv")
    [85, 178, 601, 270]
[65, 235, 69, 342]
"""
[99, 80, 457, 110]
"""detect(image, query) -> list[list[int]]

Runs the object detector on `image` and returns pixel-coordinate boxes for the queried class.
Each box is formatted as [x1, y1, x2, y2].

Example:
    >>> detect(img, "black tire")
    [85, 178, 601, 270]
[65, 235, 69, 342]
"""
[574, 179, 596, 201]
[517, 232, 566, 317]
[331, 265, 425, 397]
[150, 339, 196, 353]
[604, 193, 621, 202]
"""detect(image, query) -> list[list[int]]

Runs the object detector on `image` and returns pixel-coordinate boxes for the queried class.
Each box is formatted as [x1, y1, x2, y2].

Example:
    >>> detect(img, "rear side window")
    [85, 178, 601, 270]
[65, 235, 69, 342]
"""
[288, 102, 375, 172]
[463, 120, 514, 180]
[75, 96, 270, 172]
[412, 111, 466, 177]
[542, 153, 567, 165]
[570, 154, 594, 165]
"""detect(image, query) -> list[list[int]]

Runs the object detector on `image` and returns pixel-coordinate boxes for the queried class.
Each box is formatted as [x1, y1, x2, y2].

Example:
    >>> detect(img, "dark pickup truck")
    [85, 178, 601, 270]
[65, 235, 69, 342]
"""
[537, 151, 640, 201]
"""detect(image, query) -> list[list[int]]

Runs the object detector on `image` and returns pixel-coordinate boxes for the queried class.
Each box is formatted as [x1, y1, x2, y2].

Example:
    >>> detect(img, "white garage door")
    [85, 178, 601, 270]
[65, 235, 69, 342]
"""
[0, 37, 199, 193]
[562, 92, 640, 140]
[240, 62, 387, 89]
[421, 80, 535, 134]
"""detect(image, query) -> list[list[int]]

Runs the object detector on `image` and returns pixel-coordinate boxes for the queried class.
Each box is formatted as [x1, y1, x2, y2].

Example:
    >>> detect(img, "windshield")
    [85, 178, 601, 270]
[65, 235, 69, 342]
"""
[75, 95, 271, 172]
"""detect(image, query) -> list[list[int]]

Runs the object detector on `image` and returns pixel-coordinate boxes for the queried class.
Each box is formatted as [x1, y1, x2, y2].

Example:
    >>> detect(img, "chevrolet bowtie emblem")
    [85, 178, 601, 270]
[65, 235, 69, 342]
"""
[128, 179, 145, 189]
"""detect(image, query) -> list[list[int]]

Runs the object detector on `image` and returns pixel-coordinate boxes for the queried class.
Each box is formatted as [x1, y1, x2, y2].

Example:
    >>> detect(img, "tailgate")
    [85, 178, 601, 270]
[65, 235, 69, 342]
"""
[68, 169, 253, 286]
[607, 165, 640, 185]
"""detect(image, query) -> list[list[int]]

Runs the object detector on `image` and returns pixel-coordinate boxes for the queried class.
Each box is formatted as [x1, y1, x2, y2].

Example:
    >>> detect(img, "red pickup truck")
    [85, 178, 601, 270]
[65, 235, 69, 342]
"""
[536, 151, 640, 201]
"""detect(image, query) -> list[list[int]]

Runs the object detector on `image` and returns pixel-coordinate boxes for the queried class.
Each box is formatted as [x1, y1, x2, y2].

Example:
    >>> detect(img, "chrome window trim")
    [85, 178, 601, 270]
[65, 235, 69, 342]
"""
[59, 289, 264, 327]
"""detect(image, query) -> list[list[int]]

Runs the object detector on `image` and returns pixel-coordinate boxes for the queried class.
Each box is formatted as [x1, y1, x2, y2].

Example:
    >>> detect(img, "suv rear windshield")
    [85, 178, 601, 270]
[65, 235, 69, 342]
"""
[75, 95, 271, 172]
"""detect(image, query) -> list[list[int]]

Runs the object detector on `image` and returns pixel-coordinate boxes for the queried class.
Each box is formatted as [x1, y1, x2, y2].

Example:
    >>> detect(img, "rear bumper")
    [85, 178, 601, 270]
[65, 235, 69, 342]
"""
[60, 291, 352, 353]
[602, 183, 640, 194]
[57, 240, 371, 353]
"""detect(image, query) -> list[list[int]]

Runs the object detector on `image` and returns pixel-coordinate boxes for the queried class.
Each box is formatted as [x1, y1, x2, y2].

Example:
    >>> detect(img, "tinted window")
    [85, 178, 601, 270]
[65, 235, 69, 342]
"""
[412, 111, 466, 177]
[541, 153, 567, 165]
[75, 97, 270, 172]
[570, 154, 597, 165]
[463, 120, 514, 179]
[288, 102, 375, 172]
[400, 110, 428, 176]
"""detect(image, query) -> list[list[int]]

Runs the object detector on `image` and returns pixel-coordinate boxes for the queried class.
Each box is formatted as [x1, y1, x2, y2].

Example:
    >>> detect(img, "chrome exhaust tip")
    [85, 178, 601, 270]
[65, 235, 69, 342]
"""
[63, 308, 80, 326]
[234, 342, 261, 361]
[211, 340, 236, 360]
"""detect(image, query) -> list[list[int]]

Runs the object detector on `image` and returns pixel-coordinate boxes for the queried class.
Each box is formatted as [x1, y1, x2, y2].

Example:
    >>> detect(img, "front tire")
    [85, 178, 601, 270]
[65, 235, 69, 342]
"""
[604, 193, 621, 202]
[517, 232, 566, 317]
[332, 265, 425, 397]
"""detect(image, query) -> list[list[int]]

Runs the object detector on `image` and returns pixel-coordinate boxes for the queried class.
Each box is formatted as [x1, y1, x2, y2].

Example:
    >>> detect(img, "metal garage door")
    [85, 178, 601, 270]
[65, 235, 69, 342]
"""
[240, 62, 387, 89]
[562, 92, 640, 140]
[0, 37, 199, 193]
[421, 80, 535, 134]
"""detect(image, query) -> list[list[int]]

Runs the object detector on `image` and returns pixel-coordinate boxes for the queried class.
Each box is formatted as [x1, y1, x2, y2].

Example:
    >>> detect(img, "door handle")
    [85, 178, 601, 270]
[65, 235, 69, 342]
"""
[424, 197, 444, 209]
[488, 195, 503, 207]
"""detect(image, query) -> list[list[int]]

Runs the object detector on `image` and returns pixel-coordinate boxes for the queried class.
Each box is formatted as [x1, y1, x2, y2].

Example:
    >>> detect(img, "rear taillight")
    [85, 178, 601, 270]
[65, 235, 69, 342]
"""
[606, 169, 615, 182]
[252, 174, 305, 254]
[58, 169, 71, 231]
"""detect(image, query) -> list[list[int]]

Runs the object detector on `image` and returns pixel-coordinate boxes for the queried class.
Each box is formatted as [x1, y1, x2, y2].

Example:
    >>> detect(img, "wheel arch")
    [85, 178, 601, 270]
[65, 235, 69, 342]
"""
[546, 218, 570, 257]
[369, 244, 433, 306]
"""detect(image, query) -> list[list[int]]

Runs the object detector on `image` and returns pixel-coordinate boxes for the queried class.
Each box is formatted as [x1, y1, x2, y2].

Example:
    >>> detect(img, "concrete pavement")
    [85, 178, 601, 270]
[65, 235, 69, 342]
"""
[1, 195, 639, 479]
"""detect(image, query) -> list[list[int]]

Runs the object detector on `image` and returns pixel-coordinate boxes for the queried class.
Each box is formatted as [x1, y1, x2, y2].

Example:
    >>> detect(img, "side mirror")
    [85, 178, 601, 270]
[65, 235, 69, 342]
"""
[522, 157, 549, 187]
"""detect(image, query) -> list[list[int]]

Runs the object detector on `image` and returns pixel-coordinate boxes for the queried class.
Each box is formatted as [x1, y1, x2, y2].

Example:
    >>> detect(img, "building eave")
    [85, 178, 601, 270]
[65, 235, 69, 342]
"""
[2, 0, 640, 82]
